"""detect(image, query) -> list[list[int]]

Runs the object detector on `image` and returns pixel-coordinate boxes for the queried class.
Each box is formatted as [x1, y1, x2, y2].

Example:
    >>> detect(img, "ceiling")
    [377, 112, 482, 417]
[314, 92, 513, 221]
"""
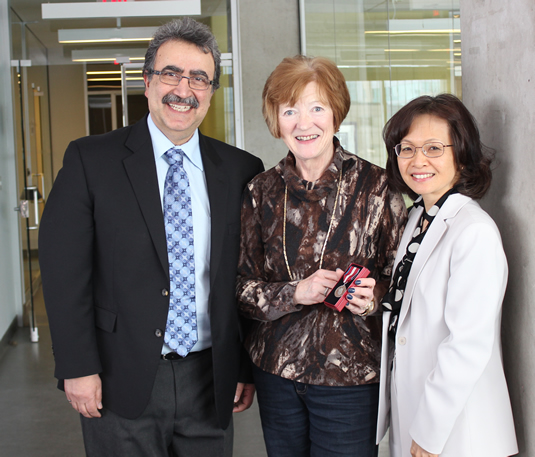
[9, 0, 228, 65]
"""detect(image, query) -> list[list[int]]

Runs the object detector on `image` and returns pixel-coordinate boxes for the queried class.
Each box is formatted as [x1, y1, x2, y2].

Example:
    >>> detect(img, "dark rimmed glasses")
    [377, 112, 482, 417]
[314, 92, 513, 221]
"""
[147, 69, 213, 91]
[394, 142, 453, 159]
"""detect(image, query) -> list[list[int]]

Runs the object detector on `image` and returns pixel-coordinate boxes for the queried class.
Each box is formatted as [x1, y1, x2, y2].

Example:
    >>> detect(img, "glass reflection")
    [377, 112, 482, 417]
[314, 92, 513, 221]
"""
[303, 0, 461, 167]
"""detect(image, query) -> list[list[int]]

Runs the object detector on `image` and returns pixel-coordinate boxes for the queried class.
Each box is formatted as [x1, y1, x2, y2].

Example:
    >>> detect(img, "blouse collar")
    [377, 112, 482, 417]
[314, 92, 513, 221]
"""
[276, 137, 347, 203]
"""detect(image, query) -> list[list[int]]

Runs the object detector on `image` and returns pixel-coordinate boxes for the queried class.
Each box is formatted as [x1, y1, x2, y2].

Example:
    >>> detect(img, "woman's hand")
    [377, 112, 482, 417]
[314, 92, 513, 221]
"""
[345, 277, 376, 316]
[410, 440, 438, 457]
[294, 268, 343, 305]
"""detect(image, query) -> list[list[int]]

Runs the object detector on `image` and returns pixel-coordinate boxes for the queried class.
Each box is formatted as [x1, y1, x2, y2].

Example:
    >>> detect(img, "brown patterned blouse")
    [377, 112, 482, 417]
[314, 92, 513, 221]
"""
[237, 140, 407, 386]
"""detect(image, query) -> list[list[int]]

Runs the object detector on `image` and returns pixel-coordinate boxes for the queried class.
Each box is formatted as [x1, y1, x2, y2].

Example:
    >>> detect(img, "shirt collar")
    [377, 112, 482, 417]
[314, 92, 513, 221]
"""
[147, 114, 204, 171]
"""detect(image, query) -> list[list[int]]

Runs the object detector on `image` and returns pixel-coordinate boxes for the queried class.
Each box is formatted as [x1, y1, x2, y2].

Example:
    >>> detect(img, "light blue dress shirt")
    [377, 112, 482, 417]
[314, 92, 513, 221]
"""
[147, 114, 212, 353]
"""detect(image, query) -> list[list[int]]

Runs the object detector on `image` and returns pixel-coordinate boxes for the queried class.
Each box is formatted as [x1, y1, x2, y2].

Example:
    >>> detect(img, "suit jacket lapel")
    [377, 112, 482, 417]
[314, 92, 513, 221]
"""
[123, 116, 169, 277]
[398, 194, 471, 328]
[199, 132, 229, 287]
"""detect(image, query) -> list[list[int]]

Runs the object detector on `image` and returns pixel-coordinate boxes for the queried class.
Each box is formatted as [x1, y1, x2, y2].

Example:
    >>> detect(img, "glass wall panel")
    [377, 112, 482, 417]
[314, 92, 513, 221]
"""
[303, 0, 461, 167]
[198, 11, 235, 145]
[82, 1, 237, 145]
[11, 9, 54, 331]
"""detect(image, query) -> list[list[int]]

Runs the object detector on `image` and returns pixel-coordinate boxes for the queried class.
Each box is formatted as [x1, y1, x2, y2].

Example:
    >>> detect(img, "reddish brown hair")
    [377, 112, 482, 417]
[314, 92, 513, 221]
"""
[262, 55, 350, 138]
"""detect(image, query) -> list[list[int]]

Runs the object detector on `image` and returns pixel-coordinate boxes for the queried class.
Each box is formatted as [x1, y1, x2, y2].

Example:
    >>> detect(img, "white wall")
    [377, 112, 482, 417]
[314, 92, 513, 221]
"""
[460, 1, 535, 455]
[0, 0, 24, 339]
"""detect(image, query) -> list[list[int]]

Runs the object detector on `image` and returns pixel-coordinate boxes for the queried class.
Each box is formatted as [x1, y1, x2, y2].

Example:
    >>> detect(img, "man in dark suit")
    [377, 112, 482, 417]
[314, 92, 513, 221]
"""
[39, 17, 264, 456]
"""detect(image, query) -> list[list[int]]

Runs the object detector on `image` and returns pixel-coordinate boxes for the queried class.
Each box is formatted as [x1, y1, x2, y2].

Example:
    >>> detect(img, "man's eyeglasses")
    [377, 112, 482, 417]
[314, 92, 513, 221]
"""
[147, 70, 213, 91]
[394, 142, 453, 159]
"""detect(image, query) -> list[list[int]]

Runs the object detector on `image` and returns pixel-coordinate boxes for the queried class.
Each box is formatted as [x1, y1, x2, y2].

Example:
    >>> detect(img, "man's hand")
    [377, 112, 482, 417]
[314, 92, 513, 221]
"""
[233, 382, 255, 413]
[65, 374, 103, 418]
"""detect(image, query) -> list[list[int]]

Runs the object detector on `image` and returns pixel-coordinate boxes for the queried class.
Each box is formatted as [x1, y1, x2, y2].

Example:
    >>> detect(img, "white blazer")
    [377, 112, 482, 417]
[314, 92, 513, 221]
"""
[376, 194, 518, 457]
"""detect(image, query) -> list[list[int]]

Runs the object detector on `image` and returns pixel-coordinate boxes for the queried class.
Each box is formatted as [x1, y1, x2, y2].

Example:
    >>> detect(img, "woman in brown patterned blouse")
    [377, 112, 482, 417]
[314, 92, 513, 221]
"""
[236, 55, 407, 457]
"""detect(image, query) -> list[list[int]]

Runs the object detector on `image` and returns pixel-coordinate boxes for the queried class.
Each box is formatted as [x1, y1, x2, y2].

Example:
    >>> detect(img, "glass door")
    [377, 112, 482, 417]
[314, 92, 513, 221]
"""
[11, 11, 53, 341]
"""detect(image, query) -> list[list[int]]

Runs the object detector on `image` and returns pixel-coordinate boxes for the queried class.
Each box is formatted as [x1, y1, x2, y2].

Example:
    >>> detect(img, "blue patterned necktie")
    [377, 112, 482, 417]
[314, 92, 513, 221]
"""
[162, 147, 197, 356]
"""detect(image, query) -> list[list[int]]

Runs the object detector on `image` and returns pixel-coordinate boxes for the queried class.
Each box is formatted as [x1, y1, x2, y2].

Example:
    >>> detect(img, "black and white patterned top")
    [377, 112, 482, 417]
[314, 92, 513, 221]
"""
[381, 187, 459, 338]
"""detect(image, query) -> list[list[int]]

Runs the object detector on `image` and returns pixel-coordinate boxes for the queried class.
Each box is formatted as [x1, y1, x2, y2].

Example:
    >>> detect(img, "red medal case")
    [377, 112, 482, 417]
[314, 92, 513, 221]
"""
[324, 263, 370, 312]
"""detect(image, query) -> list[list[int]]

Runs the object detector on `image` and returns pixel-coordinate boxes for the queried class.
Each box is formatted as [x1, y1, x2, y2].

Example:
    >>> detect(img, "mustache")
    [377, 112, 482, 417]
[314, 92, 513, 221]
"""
[162, 93, 199, 109]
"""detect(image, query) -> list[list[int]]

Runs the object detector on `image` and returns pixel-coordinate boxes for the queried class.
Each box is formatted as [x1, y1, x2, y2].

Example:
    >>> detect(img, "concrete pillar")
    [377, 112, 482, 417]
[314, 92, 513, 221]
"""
[238, 0, 300, 169]
[461, 1, 535, 455]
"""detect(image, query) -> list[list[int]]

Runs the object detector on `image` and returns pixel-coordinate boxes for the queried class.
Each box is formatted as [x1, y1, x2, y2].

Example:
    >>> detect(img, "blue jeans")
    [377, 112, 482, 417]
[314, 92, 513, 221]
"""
[252, 364, 379, 457]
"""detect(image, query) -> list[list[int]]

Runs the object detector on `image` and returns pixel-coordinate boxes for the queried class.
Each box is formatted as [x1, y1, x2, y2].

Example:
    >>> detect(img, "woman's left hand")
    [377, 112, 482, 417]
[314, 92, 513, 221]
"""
[410, 440, 438, 457]
[345, 277, 376, 316]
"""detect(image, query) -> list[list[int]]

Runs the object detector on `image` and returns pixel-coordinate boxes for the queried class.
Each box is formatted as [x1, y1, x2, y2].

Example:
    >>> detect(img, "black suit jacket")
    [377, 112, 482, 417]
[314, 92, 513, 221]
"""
[39, 116, 264, 427]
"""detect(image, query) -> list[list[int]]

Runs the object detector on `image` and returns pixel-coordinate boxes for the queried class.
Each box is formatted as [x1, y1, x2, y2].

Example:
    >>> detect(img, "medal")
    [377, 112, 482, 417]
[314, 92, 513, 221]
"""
[335, 285, 346, 298]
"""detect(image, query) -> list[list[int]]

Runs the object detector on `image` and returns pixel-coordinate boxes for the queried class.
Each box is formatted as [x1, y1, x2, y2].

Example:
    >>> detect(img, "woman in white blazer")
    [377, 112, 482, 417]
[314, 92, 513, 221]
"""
[376, 94, 518, 457]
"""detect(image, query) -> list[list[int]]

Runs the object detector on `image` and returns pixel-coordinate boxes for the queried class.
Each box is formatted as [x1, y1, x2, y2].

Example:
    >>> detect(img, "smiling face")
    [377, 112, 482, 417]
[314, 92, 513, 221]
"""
[397, 114, 458, 210]
[144, 39, 215, 145]
[278, 82, 335, 181]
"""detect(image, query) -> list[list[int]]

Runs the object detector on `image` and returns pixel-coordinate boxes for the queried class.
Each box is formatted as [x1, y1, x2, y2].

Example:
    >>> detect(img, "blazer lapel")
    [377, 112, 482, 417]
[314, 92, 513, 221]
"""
[398, 194, 471, 328]
[123, 117, 169, 276]
[199, 132, 229, 287]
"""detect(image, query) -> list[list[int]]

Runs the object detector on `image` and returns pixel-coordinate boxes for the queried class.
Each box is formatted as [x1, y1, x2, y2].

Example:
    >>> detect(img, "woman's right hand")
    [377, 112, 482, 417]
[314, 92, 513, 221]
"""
[293, 268, 343, 305]
[410, 440, 438, 457]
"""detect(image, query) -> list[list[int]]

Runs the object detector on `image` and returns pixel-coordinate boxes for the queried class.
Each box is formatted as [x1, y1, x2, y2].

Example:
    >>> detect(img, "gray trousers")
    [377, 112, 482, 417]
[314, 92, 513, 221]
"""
[80, 349, 233, 457]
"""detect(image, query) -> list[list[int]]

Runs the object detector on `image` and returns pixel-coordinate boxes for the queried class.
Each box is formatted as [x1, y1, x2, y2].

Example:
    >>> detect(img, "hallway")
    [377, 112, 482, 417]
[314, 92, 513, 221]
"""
[0, 289, 388, 456]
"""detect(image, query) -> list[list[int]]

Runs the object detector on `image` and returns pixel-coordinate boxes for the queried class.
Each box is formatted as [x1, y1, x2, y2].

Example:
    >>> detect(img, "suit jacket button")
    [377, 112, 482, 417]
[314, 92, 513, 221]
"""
[398, 336, 407, 346]
[161, 289, 169, 297]
[155, 329, 163, 338]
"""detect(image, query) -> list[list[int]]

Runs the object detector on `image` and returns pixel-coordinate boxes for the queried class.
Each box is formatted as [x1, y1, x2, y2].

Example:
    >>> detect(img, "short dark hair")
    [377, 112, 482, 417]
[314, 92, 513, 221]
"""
[262, 55, 350, 138]
[143, 17, 221, 91]
[384, 93, 493, 200]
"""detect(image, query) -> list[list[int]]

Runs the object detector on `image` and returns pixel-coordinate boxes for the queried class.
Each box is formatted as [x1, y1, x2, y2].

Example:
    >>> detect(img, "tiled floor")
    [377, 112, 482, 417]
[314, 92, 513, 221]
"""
[0, 288, 389, 456]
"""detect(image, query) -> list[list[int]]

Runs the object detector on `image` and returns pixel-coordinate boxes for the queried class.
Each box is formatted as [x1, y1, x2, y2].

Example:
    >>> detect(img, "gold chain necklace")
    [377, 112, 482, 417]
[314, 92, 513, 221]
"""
[283, 167, 343, 281]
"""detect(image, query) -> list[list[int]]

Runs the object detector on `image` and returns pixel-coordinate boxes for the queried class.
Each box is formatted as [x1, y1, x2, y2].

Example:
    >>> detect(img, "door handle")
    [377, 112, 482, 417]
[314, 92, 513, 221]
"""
[14, 200, 29, 218]
[15, 187, 40, 229]
[27, 186, 39, 230]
